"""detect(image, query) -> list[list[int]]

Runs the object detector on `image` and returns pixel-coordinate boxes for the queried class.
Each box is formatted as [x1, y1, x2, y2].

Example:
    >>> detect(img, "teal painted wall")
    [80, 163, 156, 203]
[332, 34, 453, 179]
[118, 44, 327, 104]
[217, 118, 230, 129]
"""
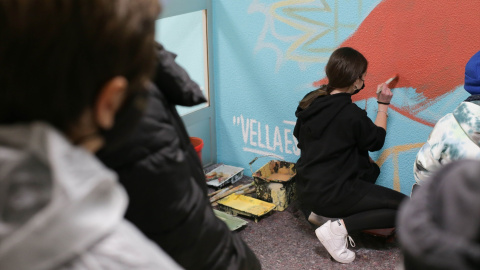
[212, 0, 480, 195]
[156, 11, 208, 116]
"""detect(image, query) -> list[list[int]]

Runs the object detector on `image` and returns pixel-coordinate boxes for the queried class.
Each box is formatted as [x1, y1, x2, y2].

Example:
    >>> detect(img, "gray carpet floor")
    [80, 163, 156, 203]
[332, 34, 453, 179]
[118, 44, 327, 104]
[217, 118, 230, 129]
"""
[207, 165, 403, 270]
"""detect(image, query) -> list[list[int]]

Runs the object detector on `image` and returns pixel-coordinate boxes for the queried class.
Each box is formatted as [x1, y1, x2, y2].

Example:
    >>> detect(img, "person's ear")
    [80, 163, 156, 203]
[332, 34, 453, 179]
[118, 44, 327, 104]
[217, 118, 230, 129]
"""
[354, 77, 363, 88]
[94, 77, 128, 130]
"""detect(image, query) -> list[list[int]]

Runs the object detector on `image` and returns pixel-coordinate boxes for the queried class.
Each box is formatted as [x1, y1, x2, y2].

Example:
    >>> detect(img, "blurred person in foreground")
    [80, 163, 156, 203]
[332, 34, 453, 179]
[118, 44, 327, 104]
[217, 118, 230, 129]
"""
[398, 159, 480, 269]
[97, 36, 262, 270]
[0, 0, 181, 269]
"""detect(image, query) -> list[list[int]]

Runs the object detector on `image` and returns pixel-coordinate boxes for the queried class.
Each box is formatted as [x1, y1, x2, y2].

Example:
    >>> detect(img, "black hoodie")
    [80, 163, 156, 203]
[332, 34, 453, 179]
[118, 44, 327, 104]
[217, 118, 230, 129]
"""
[293, 92, 386, 214]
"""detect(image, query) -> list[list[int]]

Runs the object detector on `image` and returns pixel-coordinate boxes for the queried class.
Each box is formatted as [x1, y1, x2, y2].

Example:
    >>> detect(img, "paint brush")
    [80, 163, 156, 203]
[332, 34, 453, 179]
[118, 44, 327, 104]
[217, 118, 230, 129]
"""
[377, 74, 399, 94]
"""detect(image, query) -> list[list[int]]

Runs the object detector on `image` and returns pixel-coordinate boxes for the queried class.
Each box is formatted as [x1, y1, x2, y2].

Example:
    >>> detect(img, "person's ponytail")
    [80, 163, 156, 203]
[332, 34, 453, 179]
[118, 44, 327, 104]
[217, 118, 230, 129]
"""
[299, 84, 335, 109]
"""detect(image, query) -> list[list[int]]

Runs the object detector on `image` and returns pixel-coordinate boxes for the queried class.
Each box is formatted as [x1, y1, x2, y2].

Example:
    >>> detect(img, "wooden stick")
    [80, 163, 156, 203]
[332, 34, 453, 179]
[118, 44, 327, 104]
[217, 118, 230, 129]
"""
[208, 186, 232, 197]
[234, 187, 256, 195]
[210, 185, 245, 203]
[211, 187, 257, 207]
[210, 183, 254, 203]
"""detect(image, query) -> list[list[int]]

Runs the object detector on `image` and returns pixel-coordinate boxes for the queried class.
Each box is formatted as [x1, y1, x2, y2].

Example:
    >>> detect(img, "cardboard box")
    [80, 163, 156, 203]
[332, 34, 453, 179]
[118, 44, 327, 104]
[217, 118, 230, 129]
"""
[252, 160, 296, 211]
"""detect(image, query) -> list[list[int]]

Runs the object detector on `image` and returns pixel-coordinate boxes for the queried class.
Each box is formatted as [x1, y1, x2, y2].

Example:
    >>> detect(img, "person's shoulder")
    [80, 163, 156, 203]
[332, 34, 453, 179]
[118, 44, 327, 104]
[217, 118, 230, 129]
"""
[427, 112, 456, 140]
[341, 102, 368, 120]
[434, 112, 455, 126]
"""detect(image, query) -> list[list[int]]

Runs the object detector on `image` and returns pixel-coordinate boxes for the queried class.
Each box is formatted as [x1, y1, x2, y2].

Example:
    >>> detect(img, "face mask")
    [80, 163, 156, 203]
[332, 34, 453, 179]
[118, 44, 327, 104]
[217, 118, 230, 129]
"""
[351, 81, 365, 96]
[97, 90, 149, 156]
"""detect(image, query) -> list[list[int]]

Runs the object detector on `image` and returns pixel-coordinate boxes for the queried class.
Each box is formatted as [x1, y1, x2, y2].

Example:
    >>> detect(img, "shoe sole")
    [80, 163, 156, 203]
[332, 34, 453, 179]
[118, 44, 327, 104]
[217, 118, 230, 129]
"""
[315, 228, 355, 264]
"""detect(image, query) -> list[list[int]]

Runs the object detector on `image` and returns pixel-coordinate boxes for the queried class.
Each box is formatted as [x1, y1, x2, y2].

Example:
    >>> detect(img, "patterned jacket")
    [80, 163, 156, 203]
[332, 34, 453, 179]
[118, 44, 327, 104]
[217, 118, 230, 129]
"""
[414, 101, 480, 185]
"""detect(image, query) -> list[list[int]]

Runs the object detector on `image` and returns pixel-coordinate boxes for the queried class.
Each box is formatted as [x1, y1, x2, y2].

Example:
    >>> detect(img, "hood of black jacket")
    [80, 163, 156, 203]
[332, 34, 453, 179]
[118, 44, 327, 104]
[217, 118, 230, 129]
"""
[97, 44, 206, 169]
[153, 43, 207, 106]
[294, 92, 352, 139]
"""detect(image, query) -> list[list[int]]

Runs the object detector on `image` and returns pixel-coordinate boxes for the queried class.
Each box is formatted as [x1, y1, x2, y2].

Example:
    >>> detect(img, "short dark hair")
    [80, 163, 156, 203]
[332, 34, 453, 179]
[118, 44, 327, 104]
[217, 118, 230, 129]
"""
[326, 47, 368, 89]
[0, 0, 161, 132]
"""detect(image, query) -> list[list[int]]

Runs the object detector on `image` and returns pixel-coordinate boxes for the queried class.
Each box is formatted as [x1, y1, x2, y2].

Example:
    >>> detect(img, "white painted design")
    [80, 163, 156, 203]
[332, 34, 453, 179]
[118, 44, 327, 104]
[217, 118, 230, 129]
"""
[243, 147, 285, 160]
[234, 115, 301, 158]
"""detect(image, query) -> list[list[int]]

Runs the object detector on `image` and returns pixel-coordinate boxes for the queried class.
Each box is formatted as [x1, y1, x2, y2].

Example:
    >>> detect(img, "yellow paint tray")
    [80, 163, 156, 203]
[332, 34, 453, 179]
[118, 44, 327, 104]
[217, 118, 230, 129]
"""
[217, 194, 276, 222]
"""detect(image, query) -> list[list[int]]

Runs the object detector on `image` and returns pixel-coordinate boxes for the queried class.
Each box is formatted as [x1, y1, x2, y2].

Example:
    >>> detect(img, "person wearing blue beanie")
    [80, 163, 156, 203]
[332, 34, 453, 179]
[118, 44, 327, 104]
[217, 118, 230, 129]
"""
[465, 50, 480, 95]
[412, 50, 480, 195]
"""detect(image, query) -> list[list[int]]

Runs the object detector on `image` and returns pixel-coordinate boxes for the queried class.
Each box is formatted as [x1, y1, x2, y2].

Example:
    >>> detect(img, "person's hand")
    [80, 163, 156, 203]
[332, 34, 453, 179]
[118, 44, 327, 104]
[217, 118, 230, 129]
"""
[377, 83, 393, 104]
[369, 156, 375, 163]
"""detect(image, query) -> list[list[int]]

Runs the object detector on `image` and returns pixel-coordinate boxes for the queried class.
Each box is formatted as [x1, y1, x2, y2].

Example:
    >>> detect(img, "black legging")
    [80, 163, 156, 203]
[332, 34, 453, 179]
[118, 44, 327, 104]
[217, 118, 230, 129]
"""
[315, 180, 408, 232]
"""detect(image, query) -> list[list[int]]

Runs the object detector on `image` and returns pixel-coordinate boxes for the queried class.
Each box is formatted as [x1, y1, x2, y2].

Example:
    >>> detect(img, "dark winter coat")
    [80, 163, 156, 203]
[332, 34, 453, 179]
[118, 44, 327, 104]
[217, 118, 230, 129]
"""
[98, 45, 261, 270]
[398, 159, 480, 270]
[293, 92, 386, 214]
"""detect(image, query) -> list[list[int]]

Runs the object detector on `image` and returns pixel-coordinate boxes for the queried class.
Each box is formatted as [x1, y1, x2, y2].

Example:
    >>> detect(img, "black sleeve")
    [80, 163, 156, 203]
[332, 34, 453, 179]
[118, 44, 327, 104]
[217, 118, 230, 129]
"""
[106, 89, 260, 270]
[354, 110, 386, 152]
[117, 157, 261, 270]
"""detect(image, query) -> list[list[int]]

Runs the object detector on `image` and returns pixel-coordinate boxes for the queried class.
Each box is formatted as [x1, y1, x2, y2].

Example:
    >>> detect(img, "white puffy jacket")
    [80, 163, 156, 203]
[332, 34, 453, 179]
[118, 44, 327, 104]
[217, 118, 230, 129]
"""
[0, 123, 182, 270]
[414, 101, 480, 185]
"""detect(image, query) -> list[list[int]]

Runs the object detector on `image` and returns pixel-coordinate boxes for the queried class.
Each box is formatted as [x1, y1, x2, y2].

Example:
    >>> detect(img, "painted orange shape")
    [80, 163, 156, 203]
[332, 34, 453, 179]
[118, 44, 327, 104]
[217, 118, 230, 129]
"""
[314, 1, 480, 125]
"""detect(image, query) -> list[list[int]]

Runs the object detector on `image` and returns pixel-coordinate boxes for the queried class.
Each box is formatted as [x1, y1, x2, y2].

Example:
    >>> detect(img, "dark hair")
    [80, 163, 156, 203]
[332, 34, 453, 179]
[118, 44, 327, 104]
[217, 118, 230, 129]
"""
[0, 0, 161, 132]
[299, 47, 368, 109]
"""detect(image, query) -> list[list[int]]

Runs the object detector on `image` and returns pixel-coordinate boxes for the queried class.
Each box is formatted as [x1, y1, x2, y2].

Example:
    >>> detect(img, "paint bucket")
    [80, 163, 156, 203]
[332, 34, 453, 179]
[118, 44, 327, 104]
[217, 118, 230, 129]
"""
[251, 159, 297, 211]
[190, 137, 204, 162]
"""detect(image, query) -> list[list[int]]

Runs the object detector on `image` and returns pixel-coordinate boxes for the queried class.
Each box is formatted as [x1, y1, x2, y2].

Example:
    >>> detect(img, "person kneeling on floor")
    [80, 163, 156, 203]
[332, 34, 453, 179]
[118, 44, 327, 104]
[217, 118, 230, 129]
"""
[293, 47, 407, 264]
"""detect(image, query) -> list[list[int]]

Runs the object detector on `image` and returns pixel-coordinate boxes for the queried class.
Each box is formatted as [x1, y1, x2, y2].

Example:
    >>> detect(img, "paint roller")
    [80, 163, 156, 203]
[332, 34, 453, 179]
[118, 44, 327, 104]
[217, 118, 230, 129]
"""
[377, 74, 399, 94]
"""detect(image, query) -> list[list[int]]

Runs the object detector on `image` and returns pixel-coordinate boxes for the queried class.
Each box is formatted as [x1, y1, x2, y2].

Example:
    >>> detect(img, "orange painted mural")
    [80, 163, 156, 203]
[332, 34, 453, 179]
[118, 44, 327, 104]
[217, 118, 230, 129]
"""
[314, 0, 480, 126]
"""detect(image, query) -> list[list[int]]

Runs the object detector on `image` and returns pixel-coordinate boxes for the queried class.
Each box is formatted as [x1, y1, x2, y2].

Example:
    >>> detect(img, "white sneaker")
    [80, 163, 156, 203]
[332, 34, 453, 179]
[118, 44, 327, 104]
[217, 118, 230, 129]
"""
[315, 220, 356, 263]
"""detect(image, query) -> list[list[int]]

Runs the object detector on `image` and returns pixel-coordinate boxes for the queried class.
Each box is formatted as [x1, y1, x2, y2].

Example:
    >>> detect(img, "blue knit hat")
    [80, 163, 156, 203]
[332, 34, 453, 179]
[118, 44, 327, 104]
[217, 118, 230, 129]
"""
[465, 51, 480, 95]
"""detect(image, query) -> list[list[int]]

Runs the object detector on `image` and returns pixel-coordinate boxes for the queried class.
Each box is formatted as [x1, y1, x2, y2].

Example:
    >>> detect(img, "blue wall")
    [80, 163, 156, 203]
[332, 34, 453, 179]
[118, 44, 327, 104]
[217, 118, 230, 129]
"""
[156, 11, 208, 116]
[212, 0, 474, 195]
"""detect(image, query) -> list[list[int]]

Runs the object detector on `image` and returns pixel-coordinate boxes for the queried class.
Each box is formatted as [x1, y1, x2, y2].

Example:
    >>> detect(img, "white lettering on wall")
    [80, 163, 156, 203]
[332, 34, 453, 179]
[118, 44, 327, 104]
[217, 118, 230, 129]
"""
[257, 121, 266, 148]
[265, 124, 274, 150]
[284, 128, 293, 154]
[233, 115, 300, 158]
[273, 126, 283, 152]
[249, 119, 258, 146]
[241, 115, 249, 144]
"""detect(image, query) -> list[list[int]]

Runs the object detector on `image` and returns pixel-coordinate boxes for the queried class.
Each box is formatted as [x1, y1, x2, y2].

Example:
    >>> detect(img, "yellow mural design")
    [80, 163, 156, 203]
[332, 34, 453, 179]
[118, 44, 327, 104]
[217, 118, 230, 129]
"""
[270, 0, 362, 62]
[376, 143, 424, 192]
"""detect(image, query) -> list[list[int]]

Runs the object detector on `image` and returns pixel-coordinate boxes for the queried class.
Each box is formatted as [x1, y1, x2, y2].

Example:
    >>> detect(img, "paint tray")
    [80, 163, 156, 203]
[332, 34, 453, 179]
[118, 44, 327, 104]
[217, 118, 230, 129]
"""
[206, 165, 244, 188]
[252, 160, 297, 211]
[214, 209, 248, 231]
[217, 194, 276, 222]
